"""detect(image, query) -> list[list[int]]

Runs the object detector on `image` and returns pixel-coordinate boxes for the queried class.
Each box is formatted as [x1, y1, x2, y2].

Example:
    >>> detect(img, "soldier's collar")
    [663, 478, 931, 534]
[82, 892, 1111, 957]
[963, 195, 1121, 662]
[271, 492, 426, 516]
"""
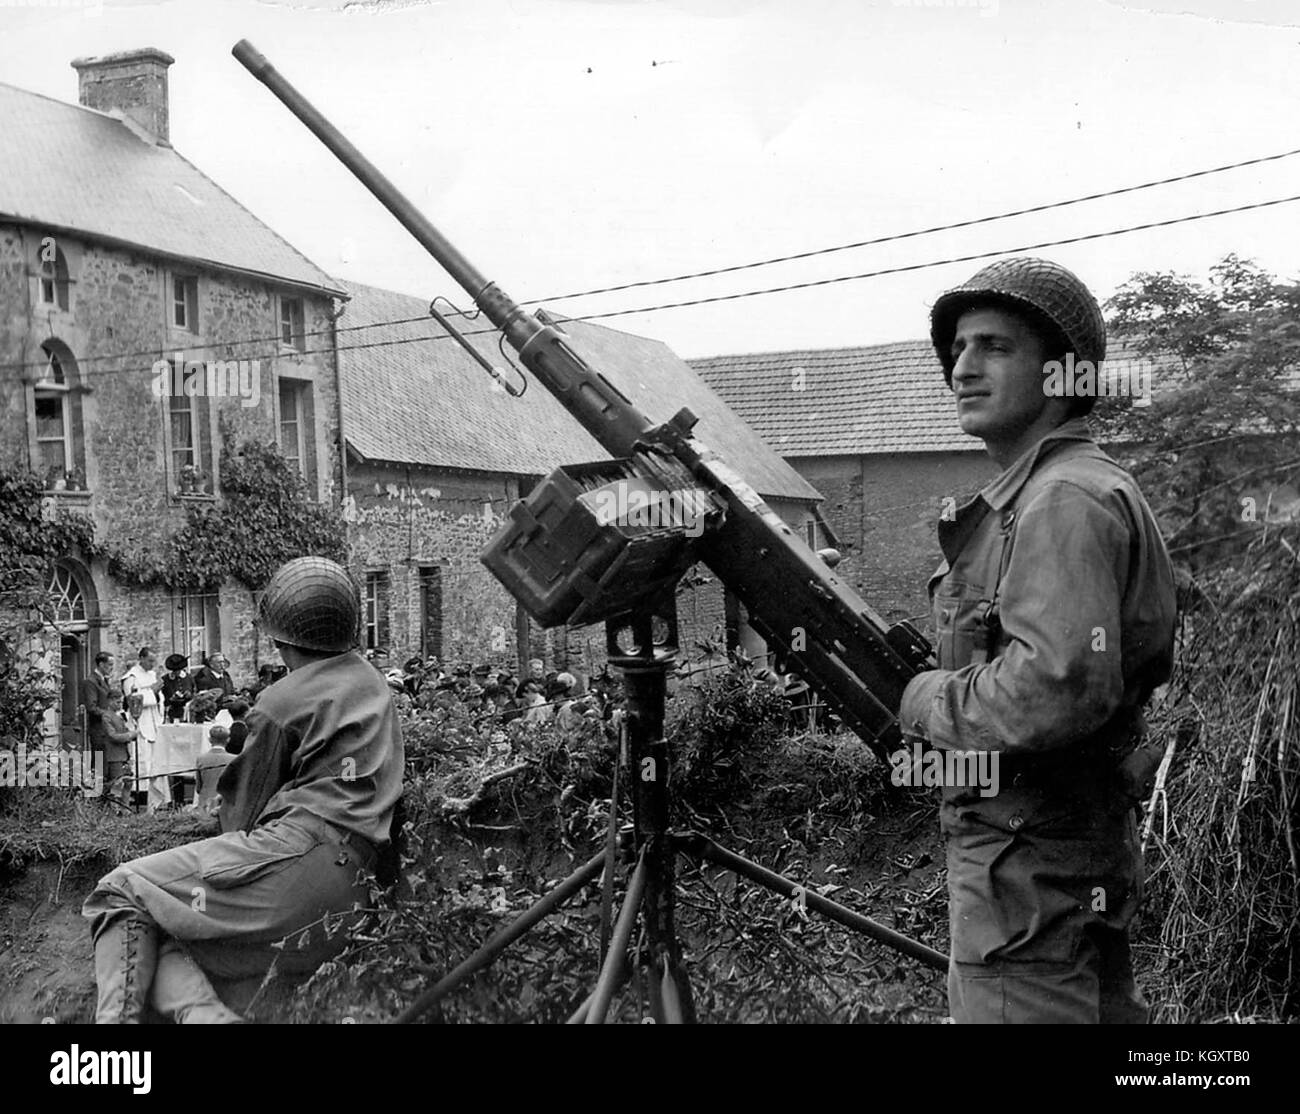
[979, 417, 1095, 512]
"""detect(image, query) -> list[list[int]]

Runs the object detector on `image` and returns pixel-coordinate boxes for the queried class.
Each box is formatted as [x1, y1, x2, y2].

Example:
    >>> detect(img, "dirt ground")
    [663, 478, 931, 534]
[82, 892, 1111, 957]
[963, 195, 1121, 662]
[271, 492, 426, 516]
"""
[0, 724, 952, 1025]
[0, 809, 948, 1025]
[0, 859, 100, 1024]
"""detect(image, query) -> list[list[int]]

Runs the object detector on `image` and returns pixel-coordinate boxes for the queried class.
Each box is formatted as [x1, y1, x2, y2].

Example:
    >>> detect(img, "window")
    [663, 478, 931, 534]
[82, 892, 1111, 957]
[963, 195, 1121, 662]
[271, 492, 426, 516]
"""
[39, 245, 70, 311]
[172, 275, 198, 330]
[279, 379, 305, 474]
[170, 384, 197, 474]
[805, 520, 817, 549]
[48, 565, 87, 626]
[363, 572, 390, 650]
[164, 358, 213, 495]
[175, 592, 220, 663]
[279, 296, 305, 350]
[418, 566, 443, 659]
[35, 344, 73, 482]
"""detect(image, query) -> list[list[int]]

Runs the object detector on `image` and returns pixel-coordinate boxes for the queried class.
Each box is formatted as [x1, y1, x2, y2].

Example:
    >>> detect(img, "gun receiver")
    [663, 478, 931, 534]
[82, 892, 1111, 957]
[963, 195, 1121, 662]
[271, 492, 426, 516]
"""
[232, 40, 934, 752]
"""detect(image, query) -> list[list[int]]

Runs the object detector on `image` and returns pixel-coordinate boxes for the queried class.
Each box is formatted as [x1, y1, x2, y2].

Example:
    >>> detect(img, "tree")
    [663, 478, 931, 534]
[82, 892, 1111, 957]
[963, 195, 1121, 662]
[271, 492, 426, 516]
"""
[1104, 254, 1300, 570]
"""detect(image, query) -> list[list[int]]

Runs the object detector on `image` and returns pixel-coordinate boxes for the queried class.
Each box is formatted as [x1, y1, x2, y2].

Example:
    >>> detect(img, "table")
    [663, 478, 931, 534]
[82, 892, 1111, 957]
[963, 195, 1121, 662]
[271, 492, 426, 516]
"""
[152, 724, 211, 777]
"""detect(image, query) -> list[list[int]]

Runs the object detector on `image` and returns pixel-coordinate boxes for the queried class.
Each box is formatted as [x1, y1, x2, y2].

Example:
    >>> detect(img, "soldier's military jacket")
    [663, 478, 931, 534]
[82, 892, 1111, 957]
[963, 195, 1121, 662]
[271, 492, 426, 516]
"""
[899, 417, 1177, 835]
[218, 650, 404, 849]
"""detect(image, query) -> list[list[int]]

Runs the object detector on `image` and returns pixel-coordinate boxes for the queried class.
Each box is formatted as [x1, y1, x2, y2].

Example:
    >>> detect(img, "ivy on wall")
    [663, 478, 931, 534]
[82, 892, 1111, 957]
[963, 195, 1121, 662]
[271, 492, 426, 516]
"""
[102, 434, 348, 591]
[0, 439, 345, 748]
[0, 470, 90, 748]
[2, 433, 347, 594]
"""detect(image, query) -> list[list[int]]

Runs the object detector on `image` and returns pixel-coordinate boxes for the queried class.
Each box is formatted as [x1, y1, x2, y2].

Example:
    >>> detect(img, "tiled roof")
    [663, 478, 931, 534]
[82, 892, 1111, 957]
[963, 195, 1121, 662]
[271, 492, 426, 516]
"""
[691, 340, 974, 457]
[336, 281, 822, 503]
[0, 82, 341, 295]
[690, 339, 1164, 457]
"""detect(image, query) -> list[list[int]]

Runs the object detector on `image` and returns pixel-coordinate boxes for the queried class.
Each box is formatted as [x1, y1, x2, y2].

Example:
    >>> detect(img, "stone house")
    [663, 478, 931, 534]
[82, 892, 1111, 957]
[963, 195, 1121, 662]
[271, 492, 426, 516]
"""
[0, 50, 346, 744]
[337, 280, 830, 678]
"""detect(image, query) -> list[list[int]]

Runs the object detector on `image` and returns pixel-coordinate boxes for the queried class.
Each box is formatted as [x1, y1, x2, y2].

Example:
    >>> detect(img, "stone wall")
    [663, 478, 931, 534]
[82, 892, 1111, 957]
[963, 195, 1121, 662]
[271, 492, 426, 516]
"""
[344, 461, 806, 684]
[0, 221, 341, 720]
[345, 462, 522, 672]
[793, 451, 998, 626]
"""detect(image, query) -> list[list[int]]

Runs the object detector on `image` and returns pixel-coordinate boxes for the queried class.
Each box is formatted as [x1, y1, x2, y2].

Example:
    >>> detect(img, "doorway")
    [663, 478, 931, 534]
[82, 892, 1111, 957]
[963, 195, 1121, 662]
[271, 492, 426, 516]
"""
[60, 633, 86, 751]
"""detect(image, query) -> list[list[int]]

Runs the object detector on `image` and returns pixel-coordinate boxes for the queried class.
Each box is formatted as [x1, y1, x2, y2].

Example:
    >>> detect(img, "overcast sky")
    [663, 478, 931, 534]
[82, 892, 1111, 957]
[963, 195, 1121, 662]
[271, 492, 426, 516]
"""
[2, 0, 1298, 359]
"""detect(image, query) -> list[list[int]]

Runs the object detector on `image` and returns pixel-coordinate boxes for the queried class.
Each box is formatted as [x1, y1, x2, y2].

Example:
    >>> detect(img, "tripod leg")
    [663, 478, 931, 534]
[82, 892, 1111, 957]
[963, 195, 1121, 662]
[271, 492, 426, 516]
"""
[586, 850, 648, 1024]
[675, 831, 949, 973]
[566, 957, 634, 1024]
[658, 955, 694, 1024]
[598, 744, 623, 966]
[396, 849, 607, 1023]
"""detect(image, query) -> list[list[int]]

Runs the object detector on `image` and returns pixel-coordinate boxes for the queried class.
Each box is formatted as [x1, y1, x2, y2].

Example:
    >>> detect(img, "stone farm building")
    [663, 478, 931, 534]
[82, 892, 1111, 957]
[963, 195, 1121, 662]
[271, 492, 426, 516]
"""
[0, 50, 346, 747]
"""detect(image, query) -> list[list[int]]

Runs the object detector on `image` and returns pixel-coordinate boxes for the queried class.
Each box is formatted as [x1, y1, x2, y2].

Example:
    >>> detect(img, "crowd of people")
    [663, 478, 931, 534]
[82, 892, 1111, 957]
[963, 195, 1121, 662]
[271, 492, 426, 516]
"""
[83, 643, 829, 811]
[82, 646, 285, 808]
[373, 652, 618, 732]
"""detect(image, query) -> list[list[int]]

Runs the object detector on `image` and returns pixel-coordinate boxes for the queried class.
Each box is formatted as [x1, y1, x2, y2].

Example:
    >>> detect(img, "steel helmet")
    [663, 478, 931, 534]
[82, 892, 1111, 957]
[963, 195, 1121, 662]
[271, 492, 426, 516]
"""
[257, 556, 360, 653]
[930, 256, 1106, 386]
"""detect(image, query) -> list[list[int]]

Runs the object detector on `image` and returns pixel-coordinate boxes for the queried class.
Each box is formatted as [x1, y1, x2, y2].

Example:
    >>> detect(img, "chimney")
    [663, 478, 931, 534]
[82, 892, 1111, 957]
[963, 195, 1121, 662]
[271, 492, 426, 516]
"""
[71, 48, 175, 146]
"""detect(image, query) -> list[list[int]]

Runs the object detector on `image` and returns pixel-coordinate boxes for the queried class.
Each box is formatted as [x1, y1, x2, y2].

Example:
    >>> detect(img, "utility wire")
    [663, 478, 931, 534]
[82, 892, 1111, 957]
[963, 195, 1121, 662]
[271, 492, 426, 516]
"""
[6, 140, 1300, 377]
[569, 193, 1300, 324]
[0, 312, 437, 376]
[5, 191, 1300, 385]
[516, 144, 1300, 304]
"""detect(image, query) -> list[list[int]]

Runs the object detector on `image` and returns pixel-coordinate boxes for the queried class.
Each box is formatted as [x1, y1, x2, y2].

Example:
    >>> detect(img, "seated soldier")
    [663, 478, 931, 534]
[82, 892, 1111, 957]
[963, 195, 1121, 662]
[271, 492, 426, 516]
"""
[82, 556, 404, 1024]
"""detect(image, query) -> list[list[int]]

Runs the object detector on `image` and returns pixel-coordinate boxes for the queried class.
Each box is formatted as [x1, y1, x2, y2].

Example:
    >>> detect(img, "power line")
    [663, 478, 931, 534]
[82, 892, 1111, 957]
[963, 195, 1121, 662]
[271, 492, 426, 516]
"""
[7, 141, 1300, 377]
[0, 311, 438, 376]
[567, 193, 1300, 324]
[6, 191, 1300, 386]
[516, 144, 1300, 304]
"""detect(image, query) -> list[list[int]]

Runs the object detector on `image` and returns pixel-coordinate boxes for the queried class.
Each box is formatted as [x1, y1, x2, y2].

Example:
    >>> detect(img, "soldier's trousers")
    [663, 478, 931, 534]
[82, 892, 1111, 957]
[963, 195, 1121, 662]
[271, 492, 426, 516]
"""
[944, 801, 1148, 1024]
[83, 808, 375, 1021]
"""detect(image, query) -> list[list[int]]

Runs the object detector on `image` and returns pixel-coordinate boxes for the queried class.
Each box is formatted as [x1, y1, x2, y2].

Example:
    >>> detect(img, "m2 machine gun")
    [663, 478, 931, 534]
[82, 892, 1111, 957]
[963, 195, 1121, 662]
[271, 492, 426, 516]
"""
[234, 41, 945, 1024]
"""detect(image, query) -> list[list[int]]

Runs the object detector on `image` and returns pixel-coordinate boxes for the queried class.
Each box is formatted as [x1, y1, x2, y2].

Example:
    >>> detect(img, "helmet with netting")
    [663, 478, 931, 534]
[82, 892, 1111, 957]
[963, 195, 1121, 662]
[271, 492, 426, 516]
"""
[930, 257, 1106, 411]
[257, 556, 360, 653]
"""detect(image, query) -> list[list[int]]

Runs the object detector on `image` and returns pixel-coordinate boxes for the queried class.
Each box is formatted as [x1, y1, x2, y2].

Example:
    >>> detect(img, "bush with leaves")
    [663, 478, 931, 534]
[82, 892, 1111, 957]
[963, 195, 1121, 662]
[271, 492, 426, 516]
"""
[1103, 255, 1300, 1021]
[0, 469, 96, 754]
[261, 670, 947, 1024]
[100, 433, 346, 591]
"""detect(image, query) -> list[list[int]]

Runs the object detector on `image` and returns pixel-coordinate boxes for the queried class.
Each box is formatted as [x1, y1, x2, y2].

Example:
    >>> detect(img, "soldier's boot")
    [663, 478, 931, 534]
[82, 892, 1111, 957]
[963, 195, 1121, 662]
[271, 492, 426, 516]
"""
[92, 916, 158, 1024]
[150, 941, 245, 1024]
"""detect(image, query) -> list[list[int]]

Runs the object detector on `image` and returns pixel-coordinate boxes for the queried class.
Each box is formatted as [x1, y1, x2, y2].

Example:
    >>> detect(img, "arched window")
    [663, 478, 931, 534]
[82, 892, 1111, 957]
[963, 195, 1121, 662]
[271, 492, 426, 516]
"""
[48, 564, 88, 626]
[38, 244, 71, 311]
[33, 340, 86, 489]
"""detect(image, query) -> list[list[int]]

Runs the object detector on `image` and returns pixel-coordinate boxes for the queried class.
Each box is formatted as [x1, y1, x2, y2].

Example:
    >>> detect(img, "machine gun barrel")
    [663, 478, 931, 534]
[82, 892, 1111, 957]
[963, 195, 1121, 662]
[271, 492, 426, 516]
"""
[232, 40, 932, 751]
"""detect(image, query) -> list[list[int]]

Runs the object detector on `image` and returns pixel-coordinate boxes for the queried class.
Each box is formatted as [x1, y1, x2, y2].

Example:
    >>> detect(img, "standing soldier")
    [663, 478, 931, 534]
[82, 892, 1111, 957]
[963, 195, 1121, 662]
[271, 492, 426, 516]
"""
[899, 258, 1177, 1024]
[83, 556, 404, 1023]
